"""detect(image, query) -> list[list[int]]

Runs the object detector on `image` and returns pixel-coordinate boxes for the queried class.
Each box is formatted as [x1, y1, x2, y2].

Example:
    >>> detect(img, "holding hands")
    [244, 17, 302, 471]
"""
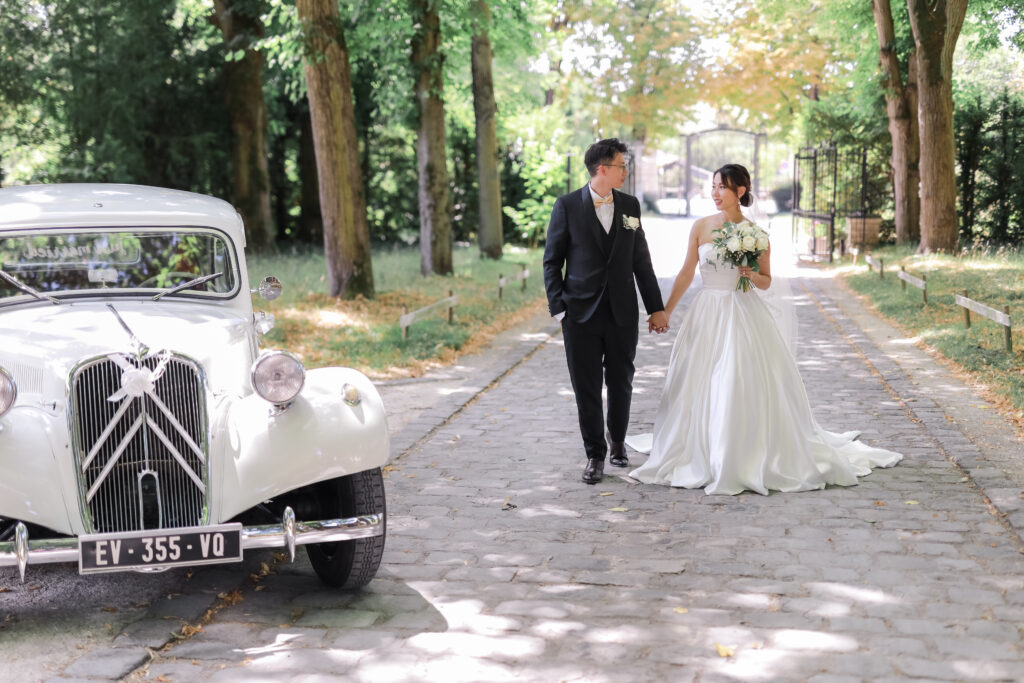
[648, 310, 670, 334]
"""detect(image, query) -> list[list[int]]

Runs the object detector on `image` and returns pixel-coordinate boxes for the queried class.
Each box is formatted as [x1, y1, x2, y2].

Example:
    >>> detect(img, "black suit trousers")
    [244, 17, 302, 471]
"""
[561, 294, 639, 461]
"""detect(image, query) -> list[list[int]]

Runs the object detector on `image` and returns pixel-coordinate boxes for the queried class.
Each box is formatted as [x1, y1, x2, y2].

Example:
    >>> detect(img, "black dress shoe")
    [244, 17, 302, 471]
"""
[608, 441, 629, 468]
[582, 458, 604, 484]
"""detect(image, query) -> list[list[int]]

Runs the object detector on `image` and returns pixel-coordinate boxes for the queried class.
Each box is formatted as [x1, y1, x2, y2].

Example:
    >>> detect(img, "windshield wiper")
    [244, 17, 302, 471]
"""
[152, 272, 224, 301]
[0, 269, 61, 305]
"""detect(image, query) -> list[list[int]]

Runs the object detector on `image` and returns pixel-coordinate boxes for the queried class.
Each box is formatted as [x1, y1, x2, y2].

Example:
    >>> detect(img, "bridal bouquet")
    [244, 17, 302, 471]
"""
[710, 220, 770, 292]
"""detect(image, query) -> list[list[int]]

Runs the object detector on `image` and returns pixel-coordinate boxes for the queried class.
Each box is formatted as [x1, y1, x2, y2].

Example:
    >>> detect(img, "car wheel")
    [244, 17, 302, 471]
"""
[303, 468, 386, 589]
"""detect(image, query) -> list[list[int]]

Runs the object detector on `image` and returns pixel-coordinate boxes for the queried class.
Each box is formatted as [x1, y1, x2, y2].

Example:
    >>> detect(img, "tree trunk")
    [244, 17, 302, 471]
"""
[296, 0, 374, 298]
[872, 0, 920, 244]
[471, 0, 502, 260]
[907, 0, 967, 253]
[411, 0, 453, 275]
[297, 105, 323, 245]
[211, 0, 275, 251]
[631, 125, 646, 204]
[906, 54, 921, 243]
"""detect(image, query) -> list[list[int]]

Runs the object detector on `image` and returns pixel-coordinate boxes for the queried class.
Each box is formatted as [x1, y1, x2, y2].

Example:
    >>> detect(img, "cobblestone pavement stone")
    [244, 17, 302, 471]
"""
[24, 221, 1024, 682]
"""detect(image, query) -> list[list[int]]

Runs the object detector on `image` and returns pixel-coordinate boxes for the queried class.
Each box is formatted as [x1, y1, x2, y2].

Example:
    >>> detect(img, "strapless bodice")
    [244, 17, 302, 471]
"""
[698, 243, 741, 291]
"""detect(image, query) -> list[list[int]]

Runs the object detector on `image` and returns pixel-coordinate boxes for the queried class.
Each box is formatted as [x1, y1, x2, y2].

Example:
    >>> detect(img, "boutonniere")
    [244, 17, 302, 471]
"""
[622, 215, 640, 230]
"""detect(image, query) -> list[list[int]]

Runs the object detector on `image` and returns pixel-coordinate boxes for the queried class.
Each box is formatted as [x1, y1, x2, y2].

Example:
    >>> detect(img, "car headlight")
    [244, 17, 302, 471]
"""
[251, 351, 305, 405]
[0, 366, 16, 417]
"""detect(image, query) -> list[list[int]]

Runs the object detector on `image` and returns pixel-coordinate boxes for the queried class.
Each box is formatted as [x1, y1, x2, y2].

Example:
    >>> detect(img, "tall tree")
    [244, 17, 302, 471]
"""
[212, 0, 275, 251]
[907, 0, 968, 253]
[471, 0, 502, 259]
[411, 0, 453, 275]
[872, 0, 920, 244]
[296, 0, 374, 298]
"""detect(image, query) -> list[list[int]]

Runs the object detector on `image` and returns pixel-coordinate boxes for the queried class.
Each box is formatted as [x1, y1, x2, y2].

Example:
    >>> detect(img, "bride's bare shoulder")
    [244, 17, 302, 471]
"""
[696, 213, 725, 230]
[691, 213, 724, 242]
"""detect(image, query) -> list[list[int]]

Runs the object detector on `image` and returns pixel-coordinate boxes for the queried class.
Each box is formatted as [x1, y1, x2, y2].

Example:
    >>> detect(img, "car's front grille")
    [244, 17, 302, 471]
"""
[70, 353, 208, 533]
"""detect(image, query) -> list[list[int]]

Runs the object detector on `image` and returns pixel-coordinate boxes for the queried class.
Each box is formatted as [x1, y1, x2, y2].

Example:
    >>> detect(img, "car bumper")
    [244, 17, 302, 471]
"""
[0, 507, 383, 581]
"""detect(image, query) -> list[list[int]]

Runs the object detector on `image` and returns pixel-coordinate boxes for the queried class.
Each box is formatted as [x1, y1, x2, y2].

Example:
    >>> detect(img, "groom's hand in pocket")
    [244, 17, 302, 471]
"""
[648, 310, 669, 334]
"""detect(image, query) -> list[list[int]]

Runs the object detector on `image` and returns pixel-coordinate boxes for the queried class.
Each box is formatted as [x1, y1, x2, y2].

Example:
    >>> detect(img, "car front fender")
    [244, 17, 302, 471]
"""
[0, 407, 79, 535]
[213, 367, 391, 521]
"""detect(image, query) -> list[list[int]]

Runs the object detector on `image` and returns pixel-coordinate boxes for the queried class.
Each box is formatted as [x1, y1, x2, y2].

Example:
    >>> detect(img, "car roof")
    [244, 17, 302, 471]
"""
[0, 184, 245, 244]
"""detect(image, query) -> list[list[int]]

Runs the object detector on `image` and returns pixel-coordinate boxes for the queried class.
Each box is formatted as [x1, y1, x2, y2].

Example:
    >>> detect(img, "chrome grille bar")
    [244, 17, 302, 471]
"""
[71, 353, 209, 533]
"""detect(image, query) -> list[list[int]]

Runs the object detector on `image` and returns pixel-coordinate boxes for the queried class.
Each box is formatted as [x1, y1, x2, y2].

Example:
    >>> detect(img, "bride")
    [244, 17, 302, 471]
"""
[627, 164, 901, 495]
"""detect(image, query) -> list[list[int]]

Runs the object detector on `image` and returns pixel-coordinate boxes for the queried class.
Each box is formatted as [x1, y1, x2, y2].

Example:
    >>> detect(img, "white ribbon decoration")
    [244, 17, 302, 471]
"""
[106, 351, 171, 403]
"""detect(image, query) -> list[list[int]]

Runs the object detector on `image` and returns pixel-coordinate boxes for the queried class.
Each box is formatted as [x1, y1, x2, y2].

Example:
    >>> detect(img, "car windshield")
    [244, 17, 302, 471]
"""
[0, 228, 238, 302]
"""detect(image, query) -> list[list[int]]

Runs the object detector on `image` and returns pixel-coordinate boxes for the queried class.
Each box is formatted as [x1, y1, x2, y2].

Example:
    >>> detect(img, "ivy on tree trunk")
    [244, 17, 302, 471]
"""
[471, 0, 503, 260]
[211, 0, 275, 252]
[872, 0, 920, 245]
[411, 0, 453, 276]
[296, 0, 374, 298]
[907, 0, 967, 254]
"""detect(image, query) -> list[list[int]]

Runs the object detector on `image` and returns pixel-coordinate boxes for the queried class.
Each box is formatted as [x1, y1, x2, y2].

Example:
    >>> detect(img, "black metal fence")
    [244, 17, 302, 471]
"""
[792, 144, 883, 262]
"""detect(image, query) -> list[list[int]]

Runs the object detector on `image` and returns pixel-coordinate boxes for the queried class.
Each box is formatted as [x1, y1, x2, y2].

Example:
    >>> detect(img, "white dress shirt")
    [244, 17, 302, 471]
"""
[589, 184, 614, 233]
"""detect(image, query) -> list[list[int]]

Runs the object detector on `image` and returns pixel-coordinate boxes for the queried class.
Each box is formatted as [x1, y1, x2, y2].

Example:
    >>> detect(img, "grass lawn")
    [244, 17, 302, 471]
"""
[836, 244, 1024, 424]
[247, 244, 547, 378]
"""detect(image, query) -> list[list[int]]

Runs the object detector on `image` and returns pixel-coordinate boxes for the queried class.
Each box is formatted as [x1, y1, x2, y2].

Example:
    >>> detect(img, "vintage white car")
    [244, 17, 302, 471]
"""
[0, 184, 390, 588]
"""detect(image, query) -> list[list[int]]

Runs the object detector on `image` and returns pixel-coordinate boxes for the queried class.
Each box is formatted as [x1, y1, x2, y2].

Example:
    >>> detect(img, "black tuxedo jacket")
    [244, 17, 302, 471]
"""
[543, 185, 664, 325]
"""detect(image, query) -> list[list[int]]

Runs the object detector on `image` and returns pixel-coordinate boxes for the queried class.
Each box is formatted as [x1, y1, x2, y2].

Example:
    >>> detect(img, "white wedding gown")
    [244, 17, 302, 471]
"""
[627, 243, 902, 495]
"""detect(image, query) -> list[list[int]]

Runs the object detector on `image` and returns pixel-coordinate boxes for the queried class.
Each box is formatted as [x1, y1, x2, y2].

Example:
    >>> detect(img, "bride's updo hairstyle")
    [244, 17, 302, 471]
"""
[715, 164, 753, 208]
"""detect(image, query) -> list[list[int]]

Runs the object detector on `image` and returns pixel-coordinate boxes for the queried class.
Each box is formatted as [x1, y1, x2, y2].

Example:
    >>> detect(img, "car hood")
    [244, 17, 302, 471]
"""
[0, 300, 258, 398]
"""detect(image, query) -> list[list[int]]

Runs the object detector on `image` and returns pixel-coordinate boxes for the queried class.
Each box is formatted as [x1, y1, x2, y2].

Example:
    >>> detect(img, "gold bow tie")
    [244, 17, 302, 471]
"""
[594, 194, 614, 207]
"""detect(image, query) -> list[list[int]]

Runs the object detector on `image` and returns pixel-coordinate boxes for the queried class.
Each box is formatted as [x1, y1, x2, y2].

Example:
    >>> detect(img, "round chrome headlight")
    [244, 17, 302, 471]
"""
[251, 351, 305, 405]
[0, 367, 16, 417]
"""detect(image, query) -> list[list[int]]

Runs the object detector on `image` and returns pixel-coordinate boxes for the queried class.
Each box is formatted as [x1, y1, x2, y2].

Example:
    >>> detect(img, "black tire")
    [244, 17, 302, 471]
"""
[304, 468, 386, 589]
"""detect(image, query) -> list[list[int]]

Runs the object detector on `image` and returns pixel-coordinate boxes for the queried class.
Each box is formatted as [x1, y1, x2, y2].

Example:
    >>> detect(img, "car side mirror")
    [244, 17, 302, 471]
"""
[253, 276, 283, 301]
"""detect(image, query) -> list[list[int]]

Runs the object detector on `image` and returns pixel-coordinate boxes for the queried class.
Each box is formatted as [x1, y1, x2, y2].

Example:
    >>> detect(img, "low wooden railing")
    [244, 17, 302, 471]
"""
[955, 290, 1013, 352]
[399, 290, 457, 340]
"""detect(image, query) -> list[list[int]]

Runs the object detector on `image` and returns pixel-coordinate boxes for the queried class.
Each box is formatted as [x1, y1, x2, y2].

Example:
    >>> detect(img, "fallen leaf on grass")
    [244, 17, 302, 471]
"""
[714, 643, 735, 657]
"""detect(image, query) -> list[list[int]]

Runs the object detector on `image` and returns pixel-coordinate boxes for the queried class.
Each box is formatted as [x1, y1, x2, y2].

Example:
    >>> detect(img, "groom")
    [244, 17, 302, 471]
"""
[543, 138, 669, 485]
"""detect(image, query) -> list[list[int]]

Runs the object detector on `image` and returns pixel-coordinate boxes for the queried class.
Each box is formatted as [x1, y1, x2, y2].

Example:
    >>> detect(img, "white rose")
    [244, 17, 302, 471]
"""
[726, 236, 742, 252]
[755, 234, 769, 250]
[742, 235, 756, 251]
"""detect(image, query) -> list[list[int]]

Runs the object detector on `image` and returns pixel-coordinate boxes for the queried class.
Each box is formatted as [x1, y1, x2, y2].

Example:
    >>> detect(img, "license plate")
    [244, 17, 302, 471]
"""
[79, 523, 243, 575]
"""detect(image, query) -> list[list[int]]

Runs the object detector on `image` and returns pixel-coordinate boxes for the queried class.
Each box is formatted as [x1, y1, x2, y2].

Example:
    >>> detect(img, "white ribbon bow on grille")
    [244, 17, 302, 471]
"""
[106, 352, 171, 402]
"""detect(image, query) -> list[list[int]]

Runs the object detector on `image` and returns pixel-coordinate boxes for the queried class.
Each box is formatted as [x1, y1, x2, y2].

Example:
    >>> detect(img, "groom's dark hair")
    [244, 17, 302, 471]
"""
[584, 138, 629, 177]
